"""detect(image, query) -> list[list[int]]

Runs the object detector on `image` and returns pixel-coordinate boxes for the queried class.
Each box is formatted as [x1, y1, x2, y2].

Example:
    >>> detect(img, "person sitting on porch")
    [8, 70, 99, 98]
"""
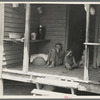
[46, 42, 65, 68]
[64, 49, 77, 70]
[79, 50, 85, 67]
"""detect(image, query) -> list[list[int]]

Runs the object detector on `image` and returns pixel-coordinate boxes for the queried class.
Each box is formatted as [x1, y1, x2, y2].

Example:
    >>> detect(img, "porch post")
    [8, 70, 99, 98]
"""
[84, 4, 90, 81]
[0, 4, 4, 95]
[23, 4, 31, 73]
[64, 5, 70, 50]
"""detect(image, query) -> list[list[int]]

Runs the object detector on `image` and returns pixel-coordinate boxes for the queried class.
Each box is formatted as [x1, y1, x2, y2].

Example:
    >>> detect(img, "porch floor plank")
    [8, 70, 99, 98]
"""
[4, 64, 100, 82]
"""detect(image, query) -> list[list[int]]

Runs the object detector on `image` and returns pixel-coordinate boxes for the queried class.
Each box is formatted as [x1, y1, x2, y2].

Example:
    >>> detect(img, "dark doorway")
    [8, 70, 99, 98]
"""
[68, 5, 86, 62]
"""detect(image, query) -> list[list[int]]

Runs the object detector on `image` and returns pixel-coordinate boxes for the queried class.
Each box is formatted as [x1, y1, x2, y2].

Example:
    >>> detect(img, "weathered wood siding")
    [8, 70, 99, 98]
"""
[89, 5, 97, 66]
[30, 5, 40, 55]
[30, 4, 40, 33]
[3, 4, 25, 67]
[98, 9, 100, 55]
[39, 5, 67, 53]
[96, 5, 100, 67]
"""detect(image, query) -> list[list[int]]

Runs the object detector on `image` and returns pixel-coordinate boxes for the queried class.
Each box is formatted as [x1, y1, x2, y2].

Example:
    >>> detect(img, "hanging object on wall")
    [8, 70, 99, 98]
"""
[37, 6, 43, 14]
[12, 3, 19, 8]
[84, 4, 95, 15]
[84, 4, 89, 12]
[37, 25, 46, 40]
[90, 7, 95, 15]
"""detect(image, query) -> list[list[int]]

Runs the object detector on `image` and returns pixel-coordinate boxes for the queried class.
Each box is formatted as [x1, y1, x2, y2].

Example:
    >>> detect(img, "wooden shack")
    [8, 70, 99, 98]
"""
[0, 3, 100, 95]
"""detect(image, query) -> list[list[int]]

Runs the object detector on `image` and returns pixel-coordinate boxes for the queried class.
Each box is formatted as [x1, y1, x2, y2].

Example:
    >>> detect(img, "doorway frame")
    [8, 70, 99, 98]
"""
[65, 4, 86, 61]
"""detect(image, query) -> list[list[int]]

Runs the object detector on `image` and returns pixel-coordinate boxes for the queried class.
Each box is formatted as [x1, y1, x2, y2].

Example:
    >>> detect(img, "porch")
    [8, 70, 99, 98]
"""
[2, 64, 100, 82]
[2, 64, 100, 94]
[0, 3, 100, 95]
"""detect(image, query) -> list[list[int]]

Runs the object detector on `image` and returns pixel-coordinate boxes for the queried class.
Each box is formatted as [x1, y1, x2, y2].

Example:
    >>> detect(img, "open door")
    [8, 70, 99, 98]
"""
[67, 5, 86, 62]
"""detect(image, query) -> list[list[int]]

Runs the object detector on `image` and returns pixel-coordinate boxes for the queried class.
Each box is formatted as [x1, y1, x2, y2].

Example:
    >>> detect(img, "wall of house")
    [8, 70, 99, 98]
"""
[89, 5, 97, 66]
[38, 4, 67, 54]
[88, 5, 100, 68]
[30, 4, 40, 55]
[3, 4, 47, 68]
[30, 4, 40, 33]
[3, 4, 25, 68]
[68, 5, 86, 62]
[96, 5, 100, 67]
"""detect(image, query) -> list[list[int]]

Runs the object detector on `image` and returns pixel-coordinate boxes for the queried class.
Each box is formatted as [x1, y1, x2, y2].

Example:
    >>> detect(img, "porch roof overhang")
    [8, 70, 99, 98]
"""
[1, 0, 100, 4]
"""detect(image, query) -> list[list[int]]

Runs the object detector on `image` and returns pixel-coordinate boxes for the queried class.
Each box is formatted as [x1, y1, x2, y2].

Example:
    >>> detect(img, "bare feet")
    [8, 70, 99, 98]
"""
[44, 62, 55, 68]
[44, 61, 49, 67]
[65, 63, 72, 70]
[47, 62, 54, 68]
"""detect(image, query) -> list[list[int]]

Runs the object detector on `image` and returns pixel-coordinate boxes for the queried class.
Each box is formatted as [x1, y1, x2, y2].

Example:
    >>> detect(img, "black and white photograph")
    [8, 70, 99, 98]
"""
[0, 1, 100, 97]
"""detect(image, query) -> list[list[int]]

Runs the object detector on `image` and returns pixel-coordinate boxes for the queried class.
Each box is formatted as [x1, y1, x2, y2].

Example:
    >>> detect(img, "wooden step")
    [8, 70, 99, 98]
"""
[33, 78, 79, 89]
[31, 89, 77, 97]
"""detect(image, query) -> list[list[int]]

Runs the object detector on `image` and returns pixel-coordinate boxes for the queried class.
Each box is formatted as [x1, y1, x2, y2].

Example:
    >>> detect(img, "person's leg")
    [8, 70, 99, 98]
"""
[46, 49, 56, 67]
[72, 63, 78, 69]
[48, 62, 55, 68]
[45, 61, 49, 67]
[64, 56, 72, 70]
[45, 50, 53, 67]
[65, 63, 72, 70]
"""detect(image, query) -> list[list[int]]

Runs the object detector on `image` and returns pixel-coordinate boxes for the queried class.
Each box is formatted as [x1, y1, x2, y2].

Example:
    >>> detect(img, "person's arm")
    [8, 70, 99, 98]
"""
[59, 50, 65, 58]
[73, 57, 77, 65]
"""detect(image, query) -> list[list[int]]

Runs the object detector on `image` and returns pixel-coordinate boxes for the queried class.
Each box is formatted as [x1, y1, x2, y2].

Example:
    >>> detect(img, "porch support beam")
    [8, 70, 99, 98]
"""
[23, 4, 31, 73]
[0, 4, 4, 95]
[64, 5, 70, 50]
[84, 4, 90, 81]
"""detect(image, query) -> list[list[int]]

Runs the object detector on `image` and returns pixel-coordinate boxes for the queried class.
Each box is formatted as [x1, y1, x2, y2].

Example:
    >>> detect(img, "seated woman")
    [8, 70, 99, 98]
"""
[64, 49, 77, 70]
[46, 42, 65, 68]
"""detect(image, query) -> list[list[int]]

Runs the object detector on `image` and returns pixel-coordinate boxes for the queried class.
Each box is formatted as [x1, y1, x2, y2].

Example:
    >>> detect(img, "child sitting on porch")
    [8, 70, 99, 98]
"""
[79, 50, 85, 67]
[46, 42, 65, 68]
[64, 49, 77, 70]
